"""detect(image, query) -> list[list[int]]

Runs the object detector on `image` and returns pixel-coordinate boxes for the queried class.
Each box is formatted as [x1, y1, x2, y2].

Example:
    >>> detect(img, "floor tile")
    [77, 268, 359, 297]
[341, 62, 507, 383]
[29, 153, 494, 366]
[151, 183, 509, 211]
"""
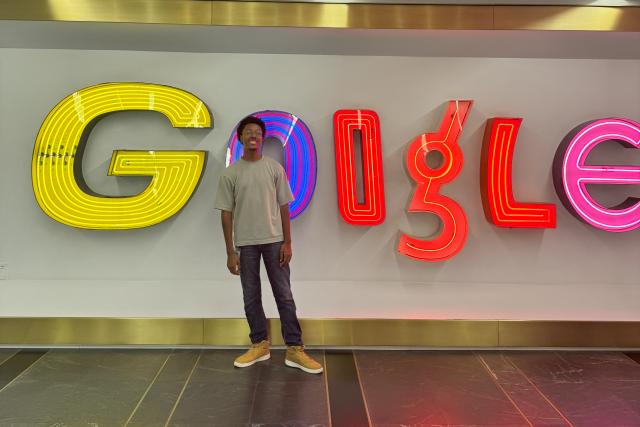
[0, 350, 19, 366]
[477, 352, 571, 427]
[126, 349, 201, 426]
[625, 352, 640, 365]
[250, 350, 329, 426]
[355, 351, 530, 426]
[0, 350, 47, 390]
[508, 352, 640, 427]
[0, 349, 170, 426]
[166, 349, 262, 426]
[325, 351, 369, 427]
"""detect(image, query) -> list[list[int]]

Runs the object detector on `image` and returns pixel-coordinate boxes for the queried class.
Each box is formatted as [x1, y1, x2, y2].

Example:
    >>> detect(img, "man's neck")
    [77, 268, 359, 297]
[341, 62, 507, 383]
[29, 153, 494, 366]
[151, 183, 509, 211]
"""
[241, 151, 262, 162]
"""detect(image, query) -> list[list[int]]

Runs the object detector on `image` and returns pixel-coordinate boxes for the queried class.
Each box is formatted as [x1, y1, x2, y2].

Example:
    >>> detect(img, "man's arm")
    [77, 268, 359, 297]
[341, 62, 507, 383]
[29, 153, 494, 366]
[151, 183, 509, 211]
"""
[279, 204, 292, 266]
[221, 210, 240, 275]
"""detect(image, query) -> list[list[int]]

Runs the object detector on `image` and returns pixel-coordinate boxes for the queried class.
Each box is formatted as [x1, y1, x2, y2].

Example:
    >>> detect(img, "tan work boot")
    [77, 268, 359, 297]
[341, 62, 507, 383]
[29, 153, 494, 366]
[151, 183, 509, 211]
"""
[285, 346, 323, 374]
[234, 340, 270, 368]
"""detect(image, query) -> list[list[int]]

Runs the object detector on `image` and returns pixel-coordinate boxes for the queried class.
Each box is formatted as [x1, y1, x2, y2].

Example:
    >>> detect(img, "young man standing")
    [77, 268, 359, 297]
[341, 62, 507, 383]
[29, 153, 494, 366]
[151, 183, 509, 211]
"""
[214, 116, 323, 374]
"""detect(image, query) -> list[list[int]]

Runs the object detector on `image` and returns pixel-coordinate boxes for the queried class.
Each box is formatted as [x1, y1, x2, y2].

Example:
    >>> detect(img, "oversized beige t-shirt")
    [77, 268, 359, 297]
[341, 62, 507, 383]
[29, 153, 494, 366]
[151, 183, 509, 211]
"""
[214, 157, 294, 247]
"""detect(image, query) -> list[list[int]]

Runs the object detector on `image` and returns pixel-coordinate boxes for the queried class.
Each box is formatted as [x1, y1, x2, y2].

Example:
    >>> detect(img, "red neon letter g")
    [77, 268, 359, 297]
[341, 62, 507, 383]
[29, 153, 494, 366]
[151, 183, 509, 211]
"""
[398, 100, 472, 262]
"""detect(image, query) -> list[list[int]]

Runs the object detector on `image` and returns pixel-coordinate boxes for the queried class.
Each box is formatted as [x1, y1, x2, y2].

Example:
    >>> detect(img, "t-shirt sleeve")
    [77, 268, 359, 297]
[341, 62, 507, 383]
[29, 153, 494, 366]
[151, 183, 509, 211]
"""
[275, 166, 294, 206]
[214, 173, 235, 211]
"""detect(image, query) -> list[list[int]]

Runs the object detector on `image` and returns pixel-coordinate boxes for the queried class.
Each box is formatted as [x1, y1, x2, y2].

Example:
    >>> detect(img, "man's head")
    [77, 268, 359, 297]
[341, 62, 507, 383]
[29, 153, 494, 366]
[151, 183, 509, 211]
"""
[237, 116, 266, 152]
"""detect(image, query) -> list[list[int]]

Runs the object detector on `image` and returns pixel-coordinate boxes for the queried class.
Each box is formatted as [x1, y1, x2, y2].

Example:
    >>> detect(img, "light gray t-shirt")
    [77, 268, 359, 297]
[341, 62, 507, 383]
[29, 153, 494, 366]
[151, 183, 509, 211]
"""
[214, 156, 294, 247]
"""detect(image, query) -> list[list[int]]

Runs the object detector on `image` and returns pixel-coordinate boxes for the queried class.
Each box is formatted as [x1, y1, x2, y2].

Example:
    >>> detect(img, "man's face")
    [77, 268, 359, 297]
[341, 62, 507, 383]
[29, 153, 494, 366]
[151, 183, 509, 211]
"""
[240, 123, 264, 152]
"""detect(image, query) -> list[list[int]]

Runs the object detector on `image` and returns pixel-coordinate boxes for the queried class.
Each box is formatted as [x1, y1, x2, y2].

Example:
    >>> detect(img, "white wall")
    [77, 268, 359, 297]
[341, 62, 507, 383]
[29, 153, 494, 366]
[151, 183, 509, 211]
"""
[1, 48, 639, 320]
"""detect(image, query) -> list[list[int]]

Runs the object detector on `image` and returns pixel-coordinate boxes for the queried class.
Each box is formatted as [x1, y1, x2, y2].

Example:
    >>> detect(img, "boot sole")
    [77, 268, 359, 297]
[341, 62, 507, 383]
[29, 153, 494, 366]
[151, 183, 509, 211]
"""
[285, 358, 324, 374]
[234, 353, 270, 368]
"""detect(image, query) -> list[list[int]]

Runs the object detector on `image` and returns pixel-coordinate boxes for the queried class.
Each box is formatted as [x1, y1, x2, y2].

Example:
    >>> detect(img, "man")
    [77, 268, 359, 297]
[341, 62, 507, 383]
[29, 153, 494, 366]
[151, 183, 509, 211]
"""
[214, 115, 323, 374]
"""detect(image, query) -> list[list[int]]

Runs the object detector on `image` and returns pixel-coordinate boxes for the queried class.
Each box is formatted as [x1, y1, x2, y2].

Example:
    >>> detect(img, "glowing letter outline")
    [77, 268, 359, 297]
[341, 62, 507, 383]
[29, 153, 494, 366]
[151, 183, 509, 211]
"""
[333, 109, 386, 226]
[226, 110, 317, 219]
[481, 118, 556, 228]
[553, 118, 640, 232]
[32, 82, 211, 230]
[398, 100, 472, 262]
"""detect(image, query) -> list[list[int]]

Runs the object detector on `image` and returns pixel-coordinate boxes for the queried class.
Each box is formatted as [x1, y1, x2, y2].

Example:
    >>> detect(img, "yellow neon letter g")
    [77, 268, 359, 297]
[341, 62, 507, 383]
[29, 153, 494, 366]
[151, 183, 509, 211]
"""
[32, 83, 211, 229]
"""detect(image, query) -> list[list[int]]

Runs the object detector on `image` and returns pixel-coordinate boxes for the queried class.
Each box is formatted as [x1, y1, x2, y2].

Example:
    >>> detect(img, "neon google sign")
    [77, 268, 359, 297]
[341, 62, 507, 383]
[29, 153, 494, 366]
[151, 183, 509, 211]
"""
[32, 83, 640, 262]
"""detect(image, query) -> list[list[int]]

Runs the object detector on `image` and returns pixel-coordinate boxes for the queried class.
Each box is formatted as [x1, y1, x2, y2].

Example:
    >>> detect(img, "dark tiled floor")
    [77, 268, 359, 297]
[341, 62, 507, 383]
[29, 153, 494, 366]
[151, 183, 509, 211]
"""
[504, 352, 640, 427]
[355, 351, 530, 426]
[0, 349, 639, 426]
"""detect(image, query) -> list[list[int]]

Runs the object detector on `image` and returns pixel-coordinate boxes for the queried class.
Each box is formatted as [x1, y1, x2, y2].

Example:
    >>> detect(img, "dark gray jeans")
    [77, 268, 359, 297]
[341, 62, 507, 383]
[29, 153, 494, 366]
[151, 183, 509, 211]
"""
[238, 241, 303, 346]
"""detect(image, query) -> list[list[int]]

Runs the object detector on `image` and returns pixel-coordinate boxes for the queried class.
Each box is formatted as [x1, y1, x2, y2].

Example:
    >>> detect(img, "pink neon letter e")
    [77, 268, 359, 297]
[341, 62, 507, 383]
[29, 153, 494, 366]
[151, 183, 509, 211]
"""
[553, 118, 640, 232]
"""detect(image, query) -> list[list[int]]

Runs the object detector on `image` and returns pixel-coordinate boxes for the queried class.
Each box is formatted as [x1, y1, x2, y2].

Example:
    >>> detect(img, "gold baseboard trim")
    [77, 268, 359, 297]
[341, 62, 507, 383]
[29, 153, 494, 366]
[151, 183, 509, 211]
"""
[210, 2, 493, 30]
[203, 318, 251, 346]
[494, 6, 640, 32]
[0, 1, 638, 32]
[288, 319, 497, 347]
[499, 321, 640, 348]
[0, 0, 211, 25]
[203, 319, 497, 346]
[0, 318, 203, 345]
[1, 318, 639, 347]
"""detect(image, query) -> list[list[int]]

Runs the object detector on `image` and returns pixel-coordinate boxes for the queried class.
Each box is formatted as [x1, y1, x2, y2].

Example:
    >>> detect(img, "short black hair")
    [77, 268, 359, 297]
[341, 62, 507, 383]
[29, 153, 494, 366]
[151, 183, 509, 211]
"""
[237, 116, 266, 140]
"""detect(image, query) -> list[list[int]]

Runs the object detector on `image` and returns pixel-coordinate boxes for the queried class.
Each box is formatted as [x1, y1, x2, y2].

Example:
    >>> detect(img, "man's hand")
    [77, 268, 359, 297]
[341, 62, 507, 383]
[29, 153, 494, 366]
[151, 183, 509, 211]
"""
[280, 242, 292, 266]
[227, 252, 240, 275]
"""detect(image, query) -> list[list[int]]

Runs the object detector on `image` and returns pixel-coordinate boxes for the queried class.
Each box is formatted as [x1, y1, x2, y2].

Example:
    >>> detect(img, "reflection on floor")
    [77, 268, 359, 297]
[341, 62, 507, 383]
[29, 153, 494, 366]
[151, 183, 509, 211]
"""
[0, 349, 639, 426]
